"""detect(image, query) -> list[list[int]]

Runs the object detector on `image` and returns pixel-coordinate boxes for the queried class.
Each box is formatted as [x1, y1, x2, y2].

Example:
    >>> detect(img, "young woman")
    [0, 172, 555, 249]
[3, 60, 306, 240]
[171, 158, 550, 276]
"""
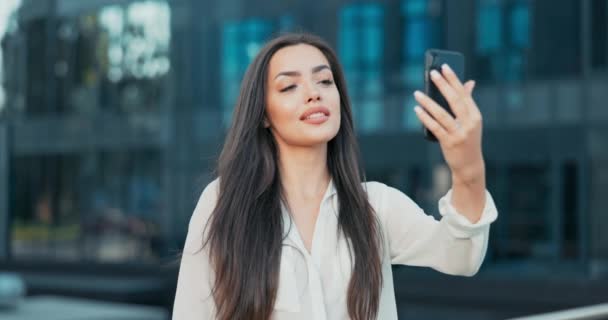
[173, 33, 498, 320]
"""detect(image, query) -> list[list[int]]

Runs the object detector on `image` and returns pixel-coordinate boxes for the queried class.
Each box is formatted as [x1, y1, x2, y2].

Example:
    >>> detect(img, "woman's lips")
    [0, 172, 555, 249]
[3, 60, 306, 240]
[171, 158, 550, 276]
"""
[302, 112, 329, 124]
[300, 106, 330, 124]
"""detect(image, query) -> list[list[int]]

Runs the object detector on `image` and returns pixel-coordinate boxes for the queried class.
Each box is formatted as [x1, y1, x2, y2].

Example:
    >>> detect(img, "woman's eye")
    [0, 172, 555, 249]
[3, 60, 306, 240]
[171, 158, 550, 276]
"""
[320, 79, 334, 86]
[280, 85, 296, 92]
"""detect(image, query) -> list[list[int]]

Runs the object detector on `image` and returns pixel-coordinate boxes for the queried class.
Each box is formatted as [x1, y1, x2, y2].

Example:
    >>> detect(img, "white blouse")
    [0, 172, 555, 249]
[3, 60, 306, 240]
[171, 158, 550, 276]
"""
[173, 178, 498, 320]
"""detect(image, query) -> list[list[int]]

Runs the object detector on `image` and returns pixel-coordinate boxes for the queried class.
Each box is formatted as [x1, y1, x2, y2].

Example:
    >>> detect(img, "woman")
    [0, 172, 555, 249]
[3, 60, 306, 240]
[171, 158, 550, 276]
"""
[173, 33, 498, 320]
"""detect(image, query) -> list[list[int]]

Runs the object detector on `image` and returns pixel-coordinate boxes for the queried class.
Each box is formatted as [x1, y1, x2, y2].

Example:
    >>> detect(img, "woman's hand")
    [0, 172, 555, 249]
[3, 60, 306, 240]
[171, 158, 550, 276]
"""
[413, 64, 484, 185]
[413, 64, 487, 223]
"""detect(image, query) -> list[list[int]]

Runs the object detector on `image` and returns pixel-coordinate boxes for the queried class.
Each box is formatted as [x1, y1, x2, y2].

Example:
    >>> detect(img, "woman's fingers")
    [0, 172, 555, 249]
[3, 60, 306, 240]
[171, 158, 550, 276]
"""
[414, 106, 449, 141]
[414, 90, 460, 133]
[429, 69, 469, 119]
[414, 67, 482, 142]
[462, 79, 482, 121]
[441, 64, 484, 120]
[464, 80, 476, 95]
[440, 64, 467, 94]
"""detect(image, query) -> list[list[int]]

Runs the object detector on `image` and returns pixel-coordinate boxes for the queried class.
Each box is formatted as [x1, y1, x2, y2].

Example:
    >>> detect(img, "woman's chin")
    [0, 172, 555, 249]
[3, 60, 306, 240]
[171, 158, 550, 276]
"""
[276, 123, 340, 147]
[299, 131, 338, 146]
[303, 122, 339, 139]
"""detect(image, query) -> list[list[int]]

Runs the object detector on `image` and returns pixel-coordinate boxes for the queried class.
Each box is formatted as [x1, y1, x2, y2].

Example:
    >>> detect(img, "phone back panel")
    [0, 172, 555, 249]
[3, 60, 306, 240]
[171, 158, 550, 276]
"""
[424, 49, 465, 141]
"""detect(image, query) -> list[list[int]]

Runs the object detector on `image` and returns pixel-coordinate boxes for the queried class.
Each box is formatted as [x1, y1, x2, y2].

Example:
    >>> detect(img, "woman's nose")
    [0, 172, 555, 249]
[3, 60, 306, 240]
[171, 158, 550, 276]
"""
[305, 84, 321, 103]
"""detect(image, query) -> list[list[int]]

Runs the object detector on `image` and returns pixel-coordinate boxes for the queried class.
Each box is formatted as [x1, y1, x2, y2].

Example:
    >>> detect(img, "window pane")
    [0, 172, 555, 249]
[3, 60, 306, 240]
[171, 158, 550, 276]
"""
[221, 18, 281, 126]
[404, 19, 430, 61]
[562, 162, 579, 259]
[510, 1, 530, 49]
[591, 0, 607, 69]
[339, 3, 384, 133]
[400, 0, 440, 130]
[10, 150, 164, 263]
[0, 0, 23, 116]
[530, 0, 581, 77]
[22, 1, 172, 115]
[475, 0, 529, 83]
[494, 165, 552, 261]
[477, 0, 503, 54]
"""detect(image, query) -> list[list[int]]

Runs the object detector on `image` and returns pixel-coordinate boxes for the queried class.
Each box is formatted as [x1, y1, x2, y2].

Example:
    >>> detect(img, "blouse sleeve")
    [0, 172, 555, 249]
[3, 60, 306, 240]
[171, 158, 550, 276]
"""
[373, 182, 498, 276]
[172, 179, 219, 320]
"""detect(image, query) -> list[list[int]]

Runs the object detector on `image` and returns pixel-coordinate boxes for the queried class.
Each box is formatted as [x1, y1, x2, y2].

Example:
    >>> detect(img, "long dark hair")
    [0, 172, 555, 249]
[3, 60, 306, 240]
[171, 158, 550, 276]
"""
[204, 33, 383, 320]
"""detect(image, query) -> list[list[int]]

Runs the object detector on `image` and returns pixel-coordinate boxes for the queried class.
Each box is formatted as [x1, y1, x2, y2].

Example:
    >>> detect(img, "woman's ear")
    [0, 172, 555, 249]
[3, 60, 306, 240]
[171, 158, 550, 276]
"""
[263, 117, 270, 128]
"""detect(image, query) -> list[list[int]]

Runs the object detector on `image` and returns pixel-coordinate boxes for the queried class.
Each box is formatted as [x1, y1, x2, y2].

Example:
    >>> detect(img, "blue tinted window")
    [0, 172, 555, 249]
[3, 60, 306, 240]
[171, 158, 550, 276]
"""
[476, 0, 529, 83]
[510, 1, 530, 48]
[477, 1, 503, 53]
[221, 18, 276, 126]
[402, 0, 427, 15]
[339, 3, 384, 132]
[404, 18, 429, 60]
[402, 0, 438, 62]
[401, 0, 440, 129]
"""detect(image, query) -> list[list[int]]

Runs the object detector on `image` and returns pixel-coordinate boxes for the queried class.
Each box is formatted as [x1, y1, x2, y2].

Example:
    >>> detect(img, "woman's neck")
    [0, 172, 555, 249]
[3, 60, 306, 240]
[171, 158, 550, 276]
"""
[277, 142, 331, 202]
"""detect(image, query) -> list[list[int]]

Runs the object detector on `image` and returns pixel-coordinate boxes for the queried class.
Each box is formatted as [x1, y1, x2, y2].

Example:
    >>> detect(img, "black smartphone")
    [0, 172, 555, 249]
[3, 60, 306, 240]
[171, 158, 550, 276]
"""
[423, 49, 465, 142]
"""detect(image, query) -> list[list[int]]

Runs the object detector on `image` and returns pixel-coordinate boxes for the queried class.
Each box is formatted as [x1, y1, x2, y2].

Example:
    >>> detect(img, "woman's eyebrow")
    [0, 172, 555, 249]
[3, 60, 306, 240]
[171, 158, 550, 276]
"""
[274, 64, 331, 80]
[312, 64, 330, 74]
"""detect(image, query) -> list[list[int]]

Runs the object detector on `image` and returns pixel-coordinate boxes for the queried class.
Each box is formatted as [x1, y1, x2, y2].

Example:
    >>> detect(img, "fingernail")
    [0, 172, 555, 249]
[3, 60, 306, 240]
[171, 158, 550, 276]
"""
[430, 70, 440, 79]
[414, 90, 422, 98]
[414, 106, 422, 113]
[441, 64, 452, 73]
[471, 80, 476, 88]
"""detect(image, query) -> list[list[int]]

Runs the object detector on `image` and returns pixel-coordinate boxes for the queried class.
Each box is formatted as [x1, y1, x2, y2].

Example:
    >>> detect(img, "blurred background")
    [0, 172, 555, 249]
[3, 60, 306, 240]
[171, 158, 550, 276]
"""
[0, 0, 607, 319]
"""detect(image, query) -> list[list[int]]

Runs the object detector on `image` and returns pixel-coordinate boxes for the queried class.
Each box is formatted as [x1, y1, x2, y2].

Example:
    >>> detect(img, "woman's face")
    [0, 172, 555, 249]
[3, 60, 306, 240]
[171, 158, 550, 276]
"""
[265, 44, 341, 148]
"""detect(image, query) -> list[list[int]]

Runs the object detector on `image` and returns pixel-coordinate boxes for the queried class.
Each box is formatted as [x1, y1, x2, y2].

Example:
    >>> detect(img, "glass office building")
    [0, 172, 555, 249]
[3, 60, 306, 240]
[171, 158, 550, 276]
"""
[1, 0, 608, 317]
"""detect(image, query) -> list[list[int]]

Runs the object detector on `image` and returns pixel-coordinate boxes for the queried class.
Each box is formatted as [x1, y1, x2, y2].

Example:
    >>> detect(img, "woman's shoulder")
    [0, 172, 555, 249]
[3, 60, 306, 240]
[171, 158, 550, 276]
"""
[360, 181, 390, 210]
[361, 180, 413, 198]
[196, 177, 221, 212]
[361, 180, 389, 196]
[361, 180, 419, 214]
[189, 178, 220, 229]
[183, 178, 220, 253]
[202, 177, 220, 198]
